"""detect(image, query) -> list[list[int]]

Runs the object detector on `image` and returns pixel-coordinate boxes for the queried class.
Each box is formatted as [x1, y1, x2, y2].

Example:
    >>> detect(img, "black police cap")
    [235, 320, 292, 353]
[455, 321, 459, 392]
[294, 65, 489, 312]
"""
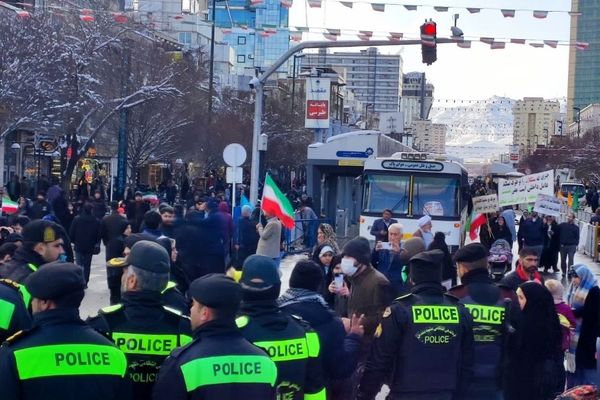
[22, 220, 60, 244]
[189, 273, 241, 310]
[24, 262, 86, 300]
[453, 243, 488, 264]
[410, 249, 444, 284]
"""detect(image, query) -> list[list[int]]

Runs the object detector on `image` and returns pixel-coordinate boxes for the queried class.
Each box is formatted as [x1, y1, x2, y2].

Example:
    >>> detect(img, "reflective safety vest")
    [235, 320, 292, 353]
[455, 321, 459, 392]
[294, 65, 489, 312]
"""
[459, 295, 507, 381]
[18, 264, 39, 308]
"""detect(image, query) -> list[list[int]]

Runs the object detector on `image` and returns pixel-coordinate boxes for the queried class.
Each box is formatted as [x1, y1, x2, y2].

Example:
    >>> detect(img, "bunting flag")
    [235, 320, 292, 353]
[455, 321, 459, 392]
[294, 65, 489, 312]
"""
[280, 0, 293, 8]
[567, 192, 573, 207]
[467, 8, 480, 13]
[290, 32, 303, 41]
[222, 28, 233, 34]
[250, 0, 264, 5]
[307, 0, 322, 7]
[569, 11, 583, 17]
[510, 38, 526, 44]
[239, 24, 248, 30]
[323, 33, 338, 41]
[263, 25, 277, 33]
[360, 30, 373, 37]
[340, 1, 352, 7]
[576, 42, 589, 50]
[433, 6, 448, 12]
[371, 3, 385, 12]
[80, 14, 95, 22]
[403, 5, 417, 11]
[480, 37, 494, 45]
[112, 13, 128, 23]
[501, 9, 515, 18]
[358, 33, 371, 41]
[544, 40, 558, 48]
[530, 43, 544, 48]
[533, 10, 548, 18]
[16, 9, 31, 19]
[491, 42, 505, 49]
[457, 41, 471, 48]
[572, 194, 580, 211]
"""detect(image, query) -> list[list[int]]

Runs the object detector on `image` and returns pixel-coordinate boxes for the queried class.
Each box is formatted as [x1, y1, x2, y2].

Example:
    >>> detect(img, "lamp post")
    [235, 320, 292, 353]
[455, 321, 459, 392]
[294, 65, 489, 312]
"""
[290, 54, 305, 117]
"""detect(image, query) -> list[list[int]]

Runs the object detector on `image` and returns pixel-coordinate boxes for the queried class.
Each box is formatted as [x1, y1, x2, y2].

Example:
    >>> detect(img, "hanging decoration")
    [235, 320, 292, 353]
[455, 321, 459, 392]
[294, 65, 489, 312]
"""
[388, 32, 403, 41]
[575, 42, 589, 50]
[533, 10, 548, 18]
[467, 8, 480, 13]
[371, 3, 385, 12]
[530, 43, 544, 48]
[112, 12, 128, 23]
[403, 5, 417, 11]
[308, 0, 322, 8]
[323, 33, 338, 40]
[290, 32, 303, 41]
[433, 6, 448, 12]
[250, 0, 264, 5]
[457, 41, 471, 48]
[280, 0, 293, 8]
[480, 37, 494, 45]
[544, 40, 558, 48]
[490, 42, 505, 49]
[510, 38, 526, 44]
[16, 9, 31, 19]
[501, 9, 515, 18]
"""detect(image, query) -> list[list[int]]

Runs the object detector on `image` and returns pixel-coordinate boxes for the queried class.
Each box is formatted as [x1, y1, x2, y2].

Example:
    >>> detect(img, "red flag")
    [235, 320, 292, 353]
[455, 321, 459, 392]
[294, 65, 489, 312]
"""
[469, 214, 487, 241]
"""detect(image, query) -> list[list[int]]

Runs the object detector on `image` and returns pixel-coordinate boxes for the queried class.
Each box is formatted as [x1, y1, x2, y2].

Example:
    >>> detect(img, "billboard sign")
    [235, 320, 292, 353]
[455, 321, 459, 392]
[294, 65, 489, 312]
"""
[305, 77, 330, 129]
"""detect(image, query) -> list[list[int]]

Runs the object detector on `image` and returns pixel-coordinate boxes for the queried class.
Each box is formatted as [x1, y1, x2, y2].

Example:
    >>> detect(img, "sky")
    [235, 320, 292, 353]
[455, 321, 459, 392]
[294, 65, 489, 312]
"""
[288, 0, 572, 101]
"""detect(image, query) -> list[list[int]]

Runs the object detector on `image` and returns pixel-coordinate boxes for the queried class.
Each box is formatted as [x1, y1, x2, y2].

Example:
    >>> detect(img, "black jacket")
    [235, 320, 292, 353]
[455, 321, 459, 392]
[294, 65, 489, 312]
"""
[70, 213, 101, 253]
[235, 216, 259, 254]
[0, 308, 129, 400]
[573, 286, 600, 369]
[358, 283, 474, 400]
[0, 279, 31, 342]
[519, 218, 545, 247]
[153, 318, 277, 399]
[0, 246, 47, 283]
[280, 299, 362, 383]
[28, 199, 50, 220]
[369, 218, 398, 242]
[87, 291, 191, 399]
[237, 301, 326, 400]
[558, 222, 580, 246]
[101, 213, 128, 246]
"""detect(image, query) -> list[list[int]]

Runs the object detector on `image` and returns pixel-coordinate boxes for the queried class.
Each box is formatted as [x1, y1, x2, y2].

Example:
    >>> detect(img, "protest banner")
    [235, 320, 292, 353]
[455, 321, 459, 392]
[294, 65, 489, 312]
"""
[498, 170, 554, 206]
[533, 193, 562, 217]
[472, 194, 499, 214]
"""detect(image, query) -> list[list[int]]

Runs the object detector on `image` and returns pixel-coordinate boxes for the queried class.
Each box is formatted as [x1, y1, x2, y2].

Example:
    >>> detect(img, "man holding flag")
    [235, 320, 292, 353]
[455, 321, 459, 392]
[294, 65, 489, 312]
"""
[256, 174, 295, 267]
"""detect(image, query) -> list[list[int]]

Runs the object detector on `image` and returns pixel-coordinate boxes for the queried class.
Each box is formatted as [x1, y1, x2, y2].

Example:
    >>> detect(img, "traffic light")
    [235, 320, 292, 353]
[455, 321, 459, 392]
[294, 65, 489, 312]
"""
[420, 20, 437, 65]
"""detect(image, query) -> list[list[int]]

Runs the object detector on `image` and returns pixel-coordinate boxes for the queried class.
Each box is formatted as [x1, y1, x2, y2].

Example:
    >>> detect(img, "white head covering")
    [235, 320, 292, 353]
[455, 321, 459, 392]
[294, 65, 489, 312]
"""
[418, 215, 432, 227]
[319, 245, 334, 257]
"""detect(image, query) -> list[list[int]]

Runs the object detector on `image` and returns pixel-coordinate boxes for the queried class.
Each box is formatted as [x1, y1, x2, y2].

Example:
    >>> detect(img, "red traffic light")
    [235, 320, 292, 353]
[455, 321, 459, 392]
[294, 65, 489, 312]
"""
[422, 22, 436, 36]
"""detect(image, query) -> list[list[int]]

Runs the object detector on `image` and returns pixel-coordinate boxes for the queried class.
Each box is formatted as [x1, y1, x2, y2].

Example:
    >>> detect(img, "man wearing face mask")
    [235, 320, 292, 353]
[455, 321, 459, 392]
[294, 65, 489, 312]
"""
[153, 273, 277, 399]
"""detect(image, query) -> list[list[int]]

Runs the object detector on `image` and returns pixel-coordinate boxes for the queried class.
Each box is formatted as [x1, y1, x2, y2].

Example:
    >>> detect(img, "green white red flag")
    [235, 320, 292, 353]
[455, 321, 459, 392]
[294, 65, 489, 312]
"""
[2, 197, 18, 214]
[465, 212, 487, 241]
[261, 174, 295, 229]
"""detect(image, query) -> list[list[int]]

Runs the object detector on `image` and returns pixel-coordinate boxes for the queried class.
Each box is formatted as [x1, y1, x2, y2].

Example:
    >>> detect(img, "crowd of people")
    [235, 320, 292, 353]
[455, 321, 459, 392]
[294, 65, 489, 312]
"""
[0, 181, 599, 400]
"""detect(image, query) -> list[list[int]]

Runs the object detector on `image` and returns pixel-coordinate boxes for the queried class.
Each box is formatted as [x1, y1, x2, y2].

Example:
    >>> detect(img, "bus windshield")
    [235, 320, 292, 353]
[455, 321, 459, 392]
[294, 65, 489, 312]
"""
[362, 173, 461, 218]
[561, 184, 585, 197]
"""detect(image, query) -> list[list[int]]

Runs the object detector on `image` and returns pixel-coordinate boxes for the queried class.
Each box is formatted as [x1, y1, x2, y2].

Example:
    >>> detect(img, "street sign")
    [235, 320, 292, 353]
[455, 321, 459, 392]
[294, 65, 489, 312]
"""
[508, 145, 520, 163]
[223, 143, 247, 167]
[226, 167, 243, 184]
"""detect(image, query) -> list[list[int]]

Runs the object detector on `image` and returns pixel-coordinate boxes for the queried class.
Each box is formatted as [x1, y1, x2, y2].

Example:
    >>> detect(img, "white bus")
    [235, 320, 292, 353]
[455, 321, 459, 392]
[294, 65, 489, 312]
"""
[359, 153, 470, 252]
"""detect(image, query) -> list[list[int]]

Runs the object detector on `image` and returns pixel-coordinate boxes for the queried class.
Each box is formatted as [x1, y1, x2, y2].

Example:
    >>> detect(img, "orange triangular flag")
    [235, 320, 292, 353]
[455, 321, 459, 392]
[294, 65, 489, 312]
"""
[567, 192, 573, 207]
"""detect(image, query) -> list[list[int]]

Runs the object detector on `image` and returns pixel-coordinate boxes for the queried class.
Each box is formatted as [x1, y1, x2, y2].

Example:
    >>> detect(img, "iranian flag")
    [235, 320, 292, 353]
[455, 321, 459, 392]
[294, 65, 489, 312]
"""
[2, 197, 18, 215]
[465, 212, 487, 241]
[142, 193, 159, 205]
[261, 174, 295, 229]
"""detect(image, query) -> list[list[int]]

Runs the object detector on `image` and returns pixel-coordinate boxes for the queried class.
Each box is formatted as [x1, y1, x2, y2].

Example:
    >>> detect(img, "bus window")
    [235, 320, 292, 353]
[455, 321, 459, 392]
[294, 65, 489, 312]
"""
[412, 176, 460, 218]
[362, 174, 410, 215]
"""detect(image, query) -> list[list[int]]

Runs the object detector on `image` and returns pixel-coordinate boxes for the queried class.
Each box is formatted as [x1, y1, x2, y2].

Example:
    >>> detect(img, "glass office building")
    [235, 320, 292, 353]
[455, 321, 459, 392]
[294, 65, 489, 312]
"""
[567, 0, 600, 124]
[212, 0, 290, 75]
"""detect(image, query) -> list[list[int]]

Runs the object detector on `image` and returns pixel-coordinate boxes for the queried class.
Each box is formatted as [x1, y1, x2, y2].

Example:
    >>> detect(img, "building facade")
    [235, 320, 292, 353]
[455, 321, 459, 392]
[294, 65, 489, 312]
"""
[212, 0, 290, 75]
[304, 47, 403, 114]
[512, 97, 560, 154]
[401, 72, 434, 127]
[567, 0, 600, 123]
[410, 119, 446, 155]
[567, 103, 600, 137]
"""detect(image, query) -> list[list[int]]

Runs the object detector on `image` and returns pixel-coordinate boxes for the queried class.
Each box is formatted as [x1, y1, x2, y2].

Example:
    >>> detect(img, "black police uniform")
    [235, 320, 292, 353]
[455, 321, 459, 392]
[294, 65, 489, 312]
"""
[0, 263, 129, 400]
[237, 302, 326, 400]
[358, 250, 474, 400]
[0, 279, 31, 342]
[153, 274, 277, 399]
[87, 292, 192, 399]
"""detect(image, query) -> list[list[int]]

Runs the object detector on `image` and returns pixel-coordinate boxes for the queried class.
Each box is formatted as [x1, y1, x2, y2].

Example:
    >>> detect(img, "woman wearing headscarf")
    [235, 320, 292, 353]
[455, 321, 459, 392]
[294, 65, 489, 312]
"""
[566, 264, 600, 387]
[311, 223, 339, 261]
[505, 282, 565, 400]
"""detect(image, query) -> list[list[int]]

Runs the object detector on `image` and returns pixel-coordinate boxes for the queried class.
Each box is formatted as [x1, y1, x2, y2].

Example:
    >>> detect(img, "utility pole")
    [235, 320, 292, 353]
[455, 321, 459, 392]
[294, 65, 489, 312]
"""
[419, 72, 426, 119]
[117, 41, 131, 200]
[208, 0, 217, 124]
[248, 38, 459, 204]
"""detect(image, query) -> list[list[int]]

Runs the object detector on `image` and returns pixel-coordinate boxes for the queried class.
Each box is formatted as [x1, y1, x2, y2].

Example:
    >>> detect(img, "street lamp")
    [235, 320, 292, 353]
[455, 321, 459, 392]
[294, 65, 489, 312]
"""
[290, 54, 305, 116]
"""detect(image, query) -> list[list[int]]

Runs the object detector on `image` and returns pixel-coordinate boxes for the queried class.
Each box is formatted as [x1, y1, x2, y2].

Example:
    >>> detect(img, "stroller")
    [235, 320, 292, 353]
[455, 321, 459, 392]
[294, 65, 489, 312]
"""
[488, 239, 513, 281]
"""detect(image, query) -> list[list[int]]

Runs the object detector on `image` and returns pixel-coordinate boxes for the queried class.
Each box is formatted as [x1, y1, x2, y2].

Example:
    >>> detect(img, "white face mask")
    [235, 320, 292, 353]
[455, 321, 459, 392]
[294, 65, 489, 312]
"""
[341, 258, 359, 276]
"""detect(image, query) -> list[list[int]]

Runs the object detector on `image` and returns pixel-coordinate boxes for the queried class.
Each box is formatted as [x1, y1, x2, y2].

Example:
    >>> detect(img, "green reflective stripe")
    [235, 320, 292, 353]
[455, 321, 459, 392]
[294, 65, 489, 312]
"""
[14, 344, 127, 380]
[305, 331, 320, 358]
[180, 335, 192, 346]
[305, 387, 327, 400]
[161, 281, 177, 294]
[180, 355, 277, 391]
[26, 263, 37, 272]
[254, 338, 309, 362]
[101, 304, 123, 313]
[465, 305, 505, 325]
[112, 332, 180, 356]
[0, 298, 15, 330]
[235, 315, 249, 328]
[18, 286, 31, 309]
[412, 306, 459, 324]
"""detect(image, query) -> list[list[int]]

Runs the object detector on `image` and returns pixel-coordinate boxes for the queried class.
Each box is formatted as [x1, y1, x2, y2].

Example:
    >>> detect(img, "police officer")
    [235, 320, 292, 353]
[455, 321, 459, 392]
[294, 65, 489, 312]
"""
[237, 255, 326, 400]
[357, 250, 474, 400]
[153, 273, 277, 399]
[449, 243, 509, 399]
[87, 240, 192, 399]
[0, 262, 128, 400]
[0, 278, 31, 342]
[0, 220, 63, 284]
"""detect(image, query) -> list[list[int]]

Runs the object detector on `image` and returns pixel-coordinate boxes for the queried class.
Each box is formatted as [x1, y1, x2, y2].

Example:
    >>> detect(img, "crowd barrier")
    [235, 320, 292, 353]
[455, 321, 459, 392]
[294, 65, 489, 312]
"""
[283, 218, 333, 256]
[560, 205, 600, 263]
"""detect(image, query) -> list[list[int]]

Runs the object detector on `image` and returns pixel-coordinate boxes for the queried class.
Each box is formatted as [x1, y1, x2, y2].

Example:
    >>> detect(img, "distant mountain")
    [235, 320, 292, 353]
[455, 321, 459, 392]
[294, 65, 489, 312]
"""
[430, 96, 515, 146]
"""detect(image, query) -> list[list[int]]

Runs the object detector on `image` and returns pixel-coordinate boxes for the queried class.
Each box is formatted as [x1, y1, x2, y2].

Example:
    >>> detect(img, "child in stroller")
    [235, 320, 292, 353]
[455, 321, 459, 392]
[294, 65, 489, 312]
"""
[488, 239, 513, 281]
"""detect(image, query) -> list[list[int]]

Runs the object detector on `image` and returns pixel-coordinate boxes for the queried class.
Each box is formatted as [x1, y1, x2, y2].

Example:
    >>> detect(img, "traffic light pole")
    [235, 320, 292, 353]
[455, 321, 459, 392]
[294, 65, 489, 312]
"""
[249, 38, 458, 204]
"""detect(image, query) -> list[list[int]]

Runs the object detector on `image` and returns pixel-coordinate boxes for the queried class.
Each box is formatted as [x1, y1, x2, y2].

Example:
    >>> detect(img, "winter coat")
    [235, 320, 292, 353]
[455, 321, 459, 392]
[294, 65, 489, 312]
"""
[573, 286, 600, 369]
[69, 214, 101, 253]
[520, 218, 545, 247]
